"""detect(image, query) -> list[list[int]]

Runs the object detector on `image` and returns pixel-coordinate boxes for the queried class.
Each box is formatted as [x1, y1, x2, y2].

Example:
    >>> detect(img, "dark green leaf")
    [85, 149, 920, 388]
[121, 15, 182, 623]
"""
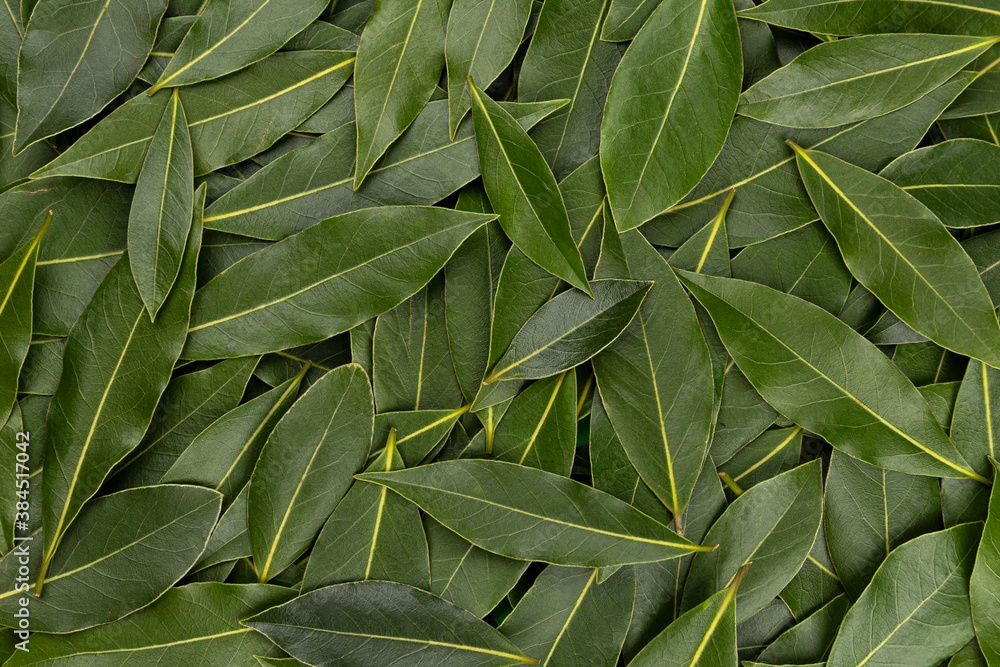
[249, 364, 373, 582]
[0, 485, 220, 632]
[184, 206, 493, 358]
[358, 459, 708, 567]
[14, 0, 167, 151]
[353, 0, 448, 187]
[792, 144, 1000, 367]
[825, 450, 943, 600]
[677, 270, 986, 482]
[682, 461, 823, 623]
[592, 232, 714, 523]
[499, 565, 635, 667]
[972, 459, 1000, 665]
[881, 138, 1000, 229]
[827, 524, 978, 667]
[245, 581, 537, 666]
[4, 583, 294, 666]
[600, 0, 741, 231]
[151, 0, 328, 91]
[739, 35, 995, 128]
[519, 0, 623, 180]
[492, 371, 576, 474]
[129, 90, 194, 318]
[486, 278, 650, 383]
[471, 79, 591, 294]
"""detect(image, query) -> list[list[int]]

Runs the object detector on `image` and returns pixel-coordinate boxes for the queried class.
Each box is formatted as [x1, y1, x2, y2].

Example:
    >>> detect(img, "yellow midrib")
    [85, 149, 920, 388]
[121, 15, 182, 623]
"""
[689, 585, 739, 665]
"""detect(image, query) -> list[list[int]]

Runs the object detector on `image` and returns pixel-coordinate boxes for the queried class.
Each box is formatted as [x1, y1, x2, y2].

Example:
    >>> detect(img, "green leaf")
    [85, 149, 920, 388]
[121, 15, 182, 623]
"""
[952, 361, 1000, 481]
[160, 368, 304, 502]
[107, 356, 259, 490]
[739, 0, 1000, 37]
[519, 0, 624, 180]
[374, 406, 470, 466]
[0, 484, 220, 632]
[677, 270, 986, 482]
[13, 0, 167, 151]
[29, 92, 171, 183]
[739, 35, 995, 128]
[137, 15, 196, 85]
[600, 0, 659, 42]
[972, 459, 1000, 666]
[37, 192, 203, 593]
[446, 191, 511, 402]
[353, 0, 449, 187]
[3, 583, 295, 666]
[710, 364, 779, 465]
[182, 50, 354, 175]
[0, 178, 131, 336]
[249, 364, 373, 582]
[666, 190, 733, 278]
[592, 232, 714, 523]
[630, 564, 749, 666]
[129, 90, 194, 319]
[498, 565, 635, 667]
[302, 431, 430, 591]
[943, 72, 1000, 119]
[682, 461, 823, 623]
[731, 222, 852, 315]
[600, 0, 741, 231]
[201, 100, 561, 240]
[245, 581, 537, 666]
[827, 523, 979, 667]
[777, 529, 846, 620]
[0, 0, 20, 107]
[470, 79, 591, 294]
[717, 426, 803, 491]
[0, 98, 55, 190]
[184, 206, 493, 358]
[492, 371, 576, 473]
[757, 594, 851, 665]
[193, 484, 252, 572]
[486, 278, 650, 383]
[643, 72, 974, 247]
[881, 138, 1000, 229]
[445, 0, 531, 140]
[0, 213, 49, 426]
[791, 144, 1000, 368]
[425, 515, 529, 618]
[357, 459, 708, 567]
[32, 51, 353, 181]
[825, 450, 943, 600]
[17, 337, 64, 397]
[373, 275, 465, 412]
[151, 0, 328, 91]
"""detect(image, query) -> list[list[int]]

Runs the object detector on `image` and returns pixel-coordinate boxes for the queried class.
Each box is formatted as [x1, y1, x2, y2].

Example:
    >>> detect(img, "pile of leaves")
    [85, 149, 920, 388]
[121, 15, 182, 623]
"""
[2, 0, 1000, 664]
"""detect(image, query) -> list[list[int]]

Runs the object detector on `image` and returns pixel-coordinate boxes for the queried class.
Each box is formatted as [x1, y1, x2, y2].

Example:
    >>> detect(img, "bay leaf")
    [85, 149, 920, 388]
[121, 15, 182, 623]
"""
[184, 206, 493, 358]
[739, 35, 995, 128]
[128, 90, 194, 319]
[353, 0, 449, 187]
[827, 523, 978, 667]
[151, 0, 328, 91]
[357, 459, 708, 567]
[249, 364, 373, 582]
[245, 581, 536, 666]
[677, 269, 986, 482]
[791, 144, 1000, 368]
[600, 0, 741, 231]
